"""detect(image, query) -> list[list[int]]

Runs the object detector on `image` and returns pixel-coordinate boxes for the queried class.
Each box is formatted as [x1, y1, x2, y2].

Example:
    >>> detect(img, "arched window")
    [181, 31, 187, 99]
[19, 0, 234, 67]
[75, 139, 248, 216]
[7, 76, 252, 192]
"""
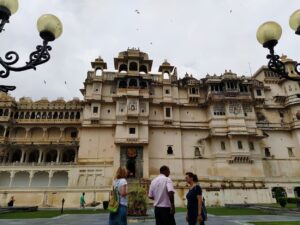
[36, 112, 41, 119]
[128, 79, 138, 88]
[75, 112, 80, 119]
[62, 149, 76, 162]
[47, 112, 52, 119]
[271, 187, 287, 198]
[14, 112, 19, 119]
[45, 150, 57, 162]
[64, 112, 69, 119]
[25, 112, 30, 119]
[53, 112, 58, 119]
[163, 72, 169, 80]
[59, 112, 64, 119]
[42, 112, 47, 119]
[140, 81, 147, 89]
[119, 64, 127, 73]
[0, 126, 4, 137]
[3, 109, 9, 116]
[0, 109, 3, 116]
[19, 112, 24, 119]
[237, 141, 243, 149]
[30, 112, 35, 119]
[12, 149, 22, 162]
[70, 112, 75, 119]
[119, 80, 127, 88]
[139, 65, 147, 74]
[28, 150, 39, 163]
[191, 88, 196, 94]
[167, 146, 173, 155]
[129, 62, 138, 71]
[294, 187, 300, 197]
[194, 147, 201, 157]
[31, 171, 49, 187]
[95, 68, 103, 76]
[264, 148, 271, 157]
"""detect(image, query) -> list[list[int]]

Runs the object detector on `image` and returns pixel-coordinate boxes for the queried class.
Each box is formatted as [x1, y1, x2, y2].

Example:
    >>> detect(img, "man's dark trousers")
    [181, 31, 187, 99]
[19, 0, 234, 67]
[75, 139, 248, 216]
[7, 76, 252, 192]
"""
[154, 207, 176, 225]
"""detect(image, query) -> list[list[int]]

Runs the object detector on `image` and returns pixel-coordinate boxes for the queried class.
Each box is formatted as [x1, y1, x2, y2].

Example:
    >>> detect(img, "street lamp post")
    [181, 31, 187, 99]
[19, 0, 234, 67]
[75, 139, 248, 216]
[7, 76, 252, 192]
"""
[0, 0, 63, 92]
[256, 9, 300, 81]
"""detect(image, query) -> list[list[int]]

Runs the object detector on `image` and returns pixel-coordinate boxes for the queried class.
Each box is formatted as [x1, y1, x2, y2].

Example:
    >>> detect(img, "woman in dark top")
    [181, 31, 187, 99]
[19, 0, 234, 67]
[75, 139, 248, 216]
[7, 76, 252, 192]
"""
[185, 172, 204, 225]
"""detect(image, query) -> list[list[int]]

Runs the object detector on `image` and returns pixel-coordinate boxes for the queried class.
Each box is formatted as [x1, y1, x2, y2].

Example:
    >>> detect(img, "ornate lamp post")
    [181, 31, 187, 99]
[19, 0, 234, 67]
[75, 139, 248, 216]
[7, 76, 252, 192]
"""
[256, 9, 300, 81]
[0, 0, 63, 92]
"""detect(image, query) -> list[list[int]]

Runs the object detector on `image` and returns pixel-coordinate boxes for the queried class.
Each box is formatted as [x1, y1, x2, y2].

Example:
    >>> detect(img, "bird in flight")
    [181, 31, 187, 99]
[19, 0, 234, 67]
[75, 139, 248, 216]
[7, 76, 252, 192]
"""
[135, 9, 140, 14]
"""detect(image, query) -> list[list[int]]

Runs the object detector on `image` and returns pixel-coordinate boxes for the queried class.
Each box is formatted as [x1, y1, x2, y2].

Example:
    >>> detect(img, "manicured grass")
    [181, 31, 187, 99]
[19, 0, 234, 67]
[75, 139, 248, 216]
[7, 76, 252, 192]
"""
[0, 209, 107, 219]
[250, 222, 300, 225]
[176, 207, 273, 215]
[175, 207, 187, 212]
[263, 203, 298, 209]
[207, 207, 273, 216]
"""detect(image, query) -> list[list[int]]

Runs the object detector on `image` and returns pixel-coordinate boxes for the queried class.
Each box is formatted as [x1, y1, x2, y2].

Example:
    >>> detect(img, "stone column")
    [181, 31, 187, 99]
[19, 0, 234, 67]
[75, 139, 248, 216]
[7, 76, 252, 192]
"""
[25, 128, 30, 139]
[48, 171, 53, 187]
[9, 171, 15, 187]
[43, 128, 47, 140]
[3, 126, 7, 137]
[59, 128, 64, 141]
[74, 148, 79, 163]
[29, 171, 34, 187]
[56, 149, 61, 163]
[38, 149, 43, 163]
[20, 149, 25, 163]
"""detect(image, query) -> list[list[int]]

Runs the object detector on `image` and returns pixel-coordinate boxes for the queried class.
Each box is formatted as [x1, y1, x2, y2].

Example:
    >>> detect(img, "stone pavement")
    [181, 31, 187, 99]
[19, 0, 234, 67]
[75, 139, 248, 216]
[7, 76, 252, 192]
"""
[0, 213, 300, 225]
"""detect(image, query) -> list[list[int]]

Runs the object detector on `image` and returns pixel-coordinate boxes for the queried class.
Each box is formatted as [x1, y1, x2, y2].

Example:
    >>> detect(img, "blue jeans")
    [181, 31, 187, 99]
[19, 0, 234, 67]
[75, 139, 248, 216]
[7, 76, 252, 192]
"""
[109, 204, 127, 225]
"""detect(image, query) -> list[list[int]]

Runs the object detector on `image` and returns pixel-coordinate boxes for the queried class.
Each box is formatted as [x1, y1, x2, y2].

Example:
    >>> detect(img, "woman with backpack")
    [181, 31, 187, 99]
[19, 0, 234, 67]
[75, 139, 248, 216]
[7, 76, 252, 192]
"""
[109, 167, 128, 225]
[185, 172, 205, 225]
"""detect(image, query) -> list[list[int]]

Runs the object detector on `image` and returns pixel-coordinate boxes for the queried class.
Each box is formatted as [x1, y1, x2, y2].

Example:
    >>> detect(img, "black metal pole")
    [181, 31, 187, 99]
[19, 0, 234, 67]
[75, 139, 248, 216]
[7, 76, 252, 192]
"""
[61, 198, 65, 214]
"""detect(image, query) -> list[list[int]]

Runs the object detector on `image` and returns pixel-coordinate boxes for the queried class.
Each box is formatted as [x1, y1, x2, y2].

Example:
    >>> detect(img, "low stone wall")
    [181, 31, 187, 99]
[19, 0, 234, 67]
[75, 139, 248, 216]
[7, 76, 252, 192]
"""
[0, 189, 110, 208]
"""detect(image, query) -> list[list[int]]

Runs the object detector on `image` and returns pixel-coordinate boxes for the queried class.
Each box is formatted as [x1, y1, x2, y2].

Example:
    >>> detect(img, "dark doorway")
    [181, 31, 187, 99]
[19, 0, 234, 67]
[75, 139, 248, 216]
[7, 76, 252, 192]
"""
[120, 146, 143, 179]
[295, 187, 300, 197]
[126, 158, 136, 178]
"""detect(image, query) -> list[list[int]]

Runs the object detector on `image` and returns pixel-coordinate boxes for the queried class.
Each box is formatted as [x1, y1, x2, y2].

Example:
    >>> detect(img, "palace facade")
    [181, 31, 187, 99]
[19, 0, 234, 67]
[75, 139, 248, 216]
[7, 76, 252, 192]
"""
[0, 49, 300, 207]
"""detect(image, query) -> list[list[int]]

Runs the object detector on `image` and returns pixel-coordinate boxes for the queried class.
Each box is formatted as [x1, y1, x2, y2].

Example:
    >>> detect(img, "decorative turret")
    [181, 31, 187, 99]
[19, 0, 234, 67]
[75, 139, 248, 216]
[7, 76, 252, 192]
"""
[114, 48, 153, 74]
[91, 56, 107, 76]
[159, 59, 174, 81]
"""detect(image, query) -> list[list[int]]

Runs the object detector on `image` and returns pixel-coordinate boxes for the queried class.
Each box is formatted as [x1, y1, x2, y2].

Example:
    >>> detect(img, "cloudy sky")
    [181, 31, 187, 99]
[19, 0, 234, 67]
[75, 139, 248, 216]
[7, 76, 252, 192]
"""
[1, 0, 299, 100]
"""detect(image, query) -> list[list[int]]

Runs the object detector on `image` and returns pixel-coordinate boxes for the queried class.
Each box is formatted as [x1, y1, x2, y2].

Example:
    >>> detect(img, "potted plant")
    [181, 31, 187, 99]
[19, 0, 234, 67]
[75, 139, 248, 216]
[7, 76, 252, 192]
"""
[128, 186, 148, 216]
[103, 200, 109, 210]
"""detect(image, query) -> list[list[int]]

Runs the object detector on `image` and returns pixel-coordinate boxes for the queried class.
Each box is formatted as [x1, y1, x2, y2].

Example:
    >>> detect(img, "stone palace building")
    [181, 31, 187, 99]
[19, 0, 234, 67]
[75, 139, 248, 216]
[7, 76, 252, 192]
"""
[0, 49, 300, 207]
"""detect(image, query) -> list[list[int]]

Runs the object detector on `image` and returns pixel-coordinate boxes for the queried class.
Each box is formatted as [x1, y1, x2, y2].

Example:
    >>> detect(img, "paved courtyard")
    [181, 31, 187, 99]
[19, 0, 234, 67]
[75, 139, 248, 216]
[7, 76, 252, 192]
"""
[0, 213, 299, 225]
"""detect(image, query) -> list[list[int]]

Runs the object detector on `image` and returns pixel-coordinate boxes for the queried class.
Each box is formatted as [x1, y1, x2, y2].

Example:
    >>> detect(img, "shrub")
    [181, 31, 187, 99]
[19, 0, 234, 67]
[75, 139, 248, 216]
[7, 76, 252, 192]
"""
[274, 188, 285, 203]
[278, 197, 287, 208]
[128, 186, 148, 216]
[286, 197, 300, 204]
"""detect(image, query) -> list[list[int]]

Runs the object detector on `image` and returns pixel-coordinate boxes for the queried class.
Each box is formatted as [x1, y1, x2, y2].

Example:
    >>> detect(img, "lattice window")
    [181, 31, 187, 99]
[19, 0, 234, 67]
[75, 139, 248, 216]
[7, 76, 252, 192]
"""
[119, 102, 126, 113]
[243, 104, 253, 113]
[213, 104, 225, 116]
[229, 102, 242, 114]
[140, 102, 147, 114]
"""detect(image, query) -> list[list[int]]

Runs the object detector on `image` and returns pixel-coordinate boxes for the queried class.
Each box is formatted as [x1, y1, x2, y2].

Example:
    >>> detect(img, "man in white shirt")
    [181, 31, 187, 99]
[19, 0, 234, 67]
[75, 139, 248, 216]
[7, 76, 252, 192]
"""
[148, 165, 176, 225]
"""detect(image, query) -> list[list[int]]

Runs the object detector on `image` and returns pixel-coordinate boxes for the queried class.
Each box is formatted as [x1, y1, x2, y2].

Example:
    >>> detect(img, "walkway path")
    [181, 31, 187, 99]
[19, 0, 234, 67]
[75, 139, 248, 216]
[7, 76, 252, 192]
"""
[0, 213, 299, 225]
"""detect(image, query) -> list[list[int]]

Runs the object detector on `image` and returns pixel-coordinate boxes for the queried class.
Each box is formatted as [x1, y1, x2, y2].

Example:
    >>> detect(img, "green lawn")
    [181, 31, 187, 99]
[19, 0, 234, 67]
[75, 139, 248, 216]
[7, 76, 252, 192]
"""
[250, 222, 300, 225]
[263, 203, 298, 209]
[0, 209, 106, 219]
[176, 207, 273, 215]
[207, 207, 273, 216]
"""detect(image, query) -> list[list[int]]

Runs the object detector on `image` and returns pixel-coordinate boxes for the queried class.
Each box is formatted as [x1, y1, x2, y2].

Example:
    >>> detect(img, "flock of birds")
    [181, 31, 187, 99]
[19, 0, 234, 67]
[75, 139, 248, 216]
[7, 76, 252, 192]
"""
[42, 8, 233, 86]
